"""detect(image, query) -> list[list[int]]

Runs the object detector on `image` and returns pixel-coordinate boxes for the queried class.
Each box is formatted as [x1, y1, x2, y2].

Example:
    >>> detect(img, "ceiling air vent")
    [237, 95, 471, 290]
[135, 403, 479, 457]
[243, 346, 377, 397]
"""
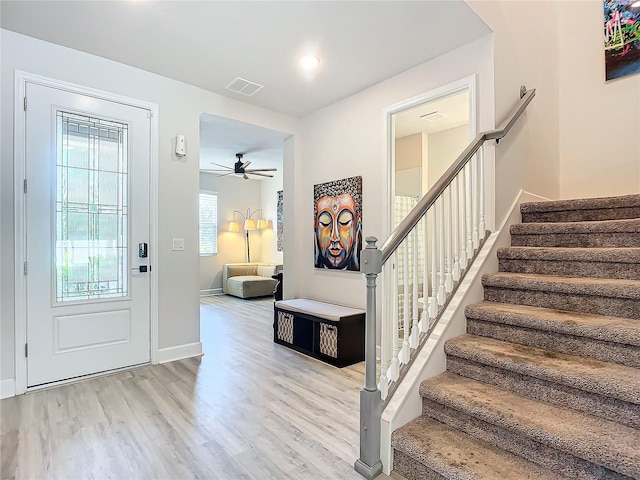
[420, 111, 447, 121]
[225, 77, 264, 97]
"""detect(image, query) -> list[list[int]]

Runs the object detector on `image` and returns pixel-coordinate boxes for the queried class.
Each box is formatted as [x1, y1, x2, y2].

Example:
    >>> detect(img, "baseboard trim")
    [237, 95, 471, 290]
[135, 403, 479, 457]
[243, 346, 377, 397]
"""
[200, 288, 223, 297]
[158, 342, 203, 364]
[1, 379, 16, 399]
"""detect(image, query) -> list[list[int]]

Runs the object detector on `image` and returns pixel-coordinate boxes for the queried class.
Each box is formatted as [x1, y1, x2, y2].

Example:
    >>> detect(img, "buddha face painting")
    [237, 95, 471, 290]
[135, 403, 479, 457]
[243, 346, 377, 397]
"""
[314, 177, 362, 271]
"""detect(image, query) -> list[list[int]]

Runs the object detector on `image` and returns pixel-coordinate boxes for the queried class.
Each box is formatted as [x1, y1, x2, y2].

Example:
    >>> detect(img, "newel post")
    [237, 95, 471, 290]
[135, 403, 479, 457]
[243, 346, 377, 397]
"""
[354, 236, 383, 479]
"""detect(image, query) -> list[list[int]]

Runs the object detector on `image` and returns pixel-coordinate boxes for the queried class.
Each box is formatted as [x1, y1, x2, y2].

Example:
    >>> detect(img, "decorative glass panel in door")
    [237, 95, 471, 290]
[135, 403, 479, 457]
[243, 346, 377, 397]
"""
[56, 112, 129, 302]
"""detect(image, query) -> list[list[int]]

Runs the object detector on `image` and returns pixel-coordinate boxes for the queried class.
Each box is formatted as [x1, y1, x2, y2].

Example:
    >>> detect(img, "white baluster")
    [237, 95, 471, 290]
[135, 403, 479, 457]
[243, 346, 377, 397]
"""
[400, 240, 410, 365]
[420, 217, 429, 333]
[460, 166, 468, 269]
[472, 153, 479, 250]
[452, 174, 461, 282]
[445, 186, 453, 294]
[466, 163, 474, 259]
[379, 268, 389, 399]
[410, 228, 419, 349]
[479, 146, 486, 239]
[429, 208, 438, 320]
[388, 252, 400, 382]
[437, 197, 446, 306]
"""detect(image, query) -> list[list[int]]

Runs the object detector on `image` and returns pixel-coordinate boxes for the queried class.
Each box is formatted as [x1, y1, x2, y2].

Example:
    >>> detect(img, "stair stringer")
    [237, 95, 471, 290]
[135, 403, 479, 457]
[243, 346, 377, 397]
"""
[379, 189, 550, 475]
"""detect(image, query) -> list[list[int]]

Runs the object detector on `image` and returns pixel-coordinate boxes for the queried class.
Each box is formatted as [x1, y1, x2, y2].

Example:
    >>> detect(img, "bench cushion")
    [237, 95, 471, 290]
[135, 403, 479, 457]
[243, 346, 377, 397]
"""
[275, 298, 364, 322]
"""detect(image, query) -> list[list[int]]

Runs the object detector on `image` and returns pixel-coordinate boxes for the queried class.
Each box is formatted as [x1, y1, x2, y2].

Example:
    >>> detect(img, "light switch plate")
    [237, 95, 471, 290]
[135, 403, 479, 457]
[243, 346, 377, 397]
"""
[172, 238, 185, 251]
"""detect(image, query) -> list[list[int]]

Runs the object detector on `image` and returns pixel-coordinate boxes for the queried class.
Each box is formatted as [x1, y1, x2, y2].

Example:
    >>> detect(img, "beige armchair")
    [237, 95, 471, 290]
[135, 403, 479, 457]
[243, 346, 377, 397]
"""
[222, 263, 283, 299]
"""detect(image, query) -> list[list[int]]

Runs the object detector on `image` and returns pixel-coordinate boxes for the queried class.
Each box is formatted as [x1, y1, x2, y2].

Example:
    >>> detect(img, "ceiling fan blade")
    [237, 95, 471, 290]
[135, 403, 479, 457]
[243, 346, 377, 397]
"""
[200, 170, 234, 177]
[247, 172, 274, 178]
[245, 168, 278, 172]
[243, 173, 249, 180]
[210, 162, 232, 169]
[241, 160, 251, 169]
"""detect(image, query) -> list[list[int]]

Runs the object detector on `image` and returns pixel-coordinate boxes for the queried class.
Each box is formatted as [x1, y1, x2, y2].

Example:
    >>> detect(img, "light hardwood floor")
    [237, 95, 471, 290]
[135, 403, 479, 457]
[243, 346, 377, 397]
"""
[1, 295, 393, 479]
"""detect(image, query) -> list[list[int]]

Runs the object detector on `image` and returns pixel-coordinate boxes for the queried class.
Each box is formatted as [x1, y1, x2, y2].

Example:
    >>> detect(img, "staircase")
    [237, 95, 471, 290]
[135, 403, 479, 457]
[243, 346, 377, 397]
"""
[391, 194, 640, 479]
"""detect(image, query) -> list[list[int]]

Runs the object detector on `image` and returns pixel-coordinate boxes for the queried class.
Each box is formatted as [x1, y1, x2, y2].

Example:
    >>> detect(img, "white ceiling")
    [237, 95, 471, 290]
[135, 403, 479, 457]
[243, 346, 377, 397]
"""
[199, 113, 289, 174]
[2, 1, 490, 177]
[395, 90, 470, 138]
[1, 1, 490, 119]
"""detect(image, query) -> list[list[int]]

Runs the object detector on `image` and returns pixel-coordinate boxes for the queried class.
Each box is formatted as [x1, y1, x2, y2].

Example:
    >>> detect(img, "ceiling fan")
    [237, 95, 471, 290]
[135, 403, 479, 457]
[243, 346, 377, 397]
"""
[203, 153, 277, 179]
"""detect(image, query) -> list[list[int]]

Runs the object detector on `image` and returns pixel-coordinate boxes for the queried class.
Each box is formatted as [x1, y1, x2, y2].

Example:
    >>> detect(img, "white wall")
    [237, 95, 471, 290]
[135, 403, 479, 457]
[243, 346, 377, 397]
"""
[558, 1, 640, 199]
[396, 133, 423, 197]
[1, 29, 297, 383]
[468, 0, 639, 203]
[467, 0, 561, 220]
[291, 36, 494, 308]
[259, 167, 284, 265]
[198, 173, 262, 293]
[426, 125, 470, 189]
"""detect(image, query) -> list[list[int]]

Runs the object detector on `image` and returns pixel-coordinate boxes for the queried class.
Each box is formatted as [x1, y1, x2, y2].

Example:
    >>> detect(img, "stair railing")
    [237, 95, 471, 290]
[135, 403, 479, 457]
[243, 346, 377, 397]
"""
[354, 86, 536, 479]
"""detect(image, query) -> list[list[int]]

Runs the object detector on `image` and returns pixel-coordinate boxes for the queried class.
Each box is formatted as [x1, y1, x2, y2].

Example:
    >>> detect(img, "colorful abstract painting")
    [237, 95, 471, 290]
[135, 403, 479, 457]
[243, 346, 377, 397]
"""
[277, 190, 283, 252]
[313, 176, 362, 271]
[605, 0, 640, 80]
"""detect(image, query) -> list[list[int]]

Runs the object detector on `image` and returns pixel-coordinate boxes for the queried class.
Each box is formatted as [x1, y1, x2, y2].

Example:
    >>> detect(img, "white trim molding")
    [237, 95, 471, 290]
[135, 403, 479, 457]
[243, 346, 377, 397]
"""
[380, 74, 479, 360]
[158, 342, 204, 364]
[200, 288, 223, 297]
[1, 379, 16, 399]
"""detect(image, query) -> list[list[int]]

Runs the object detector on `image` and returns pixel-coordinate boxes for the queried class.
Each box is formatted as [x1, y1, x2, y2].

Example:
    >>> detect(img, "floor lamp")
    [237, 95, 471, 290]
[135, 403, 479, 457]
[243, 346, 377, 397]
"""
[228, 209, 266, 263]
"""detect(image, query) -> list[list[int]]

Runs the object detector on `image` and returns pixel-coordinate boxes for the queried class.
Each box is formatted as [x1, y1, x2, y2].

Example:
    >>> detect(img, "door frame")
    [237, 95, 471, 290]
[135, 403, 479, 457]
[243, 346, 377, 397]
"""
[379, 74, 478, 344]
[13, 71, 159, 395]
[381, 74, 478, 236]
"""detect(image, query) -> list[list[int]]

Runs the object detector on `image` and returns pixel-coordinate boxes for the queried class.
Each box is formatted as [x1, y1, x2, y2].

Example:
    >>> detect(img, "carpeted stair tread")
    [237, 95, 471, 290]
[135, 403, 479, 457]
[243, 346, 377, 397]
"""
[465, 302, 640, 347]
[482, 272, 640, 299]
[520, 195, 640, 222]
[511, 218, 640, 235]
[445, 334, 640, 404]
[521, 194, 640, 213]
[420, 373, 640, 478]
[392, 417, 566, 480]
[497, 247, 640, 279]
[520, 194, 640, 223]
[497, 246, 640, 263]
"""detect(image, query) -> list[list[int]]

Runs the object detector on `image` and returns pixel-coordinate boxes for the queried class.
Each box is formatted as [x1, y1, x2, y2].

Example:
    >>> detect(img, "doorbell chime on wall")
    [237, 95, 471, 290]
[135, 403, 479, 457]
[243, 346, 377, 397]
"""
[175, 134, 186, 157]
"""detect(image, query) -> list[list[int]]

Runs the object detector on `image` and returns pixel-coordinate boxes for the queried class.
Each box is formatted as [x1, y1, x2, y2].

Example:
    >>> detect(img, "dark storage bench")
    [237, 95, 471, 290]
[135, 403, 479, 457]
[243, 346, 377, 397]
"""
[273, 299, 365, 368]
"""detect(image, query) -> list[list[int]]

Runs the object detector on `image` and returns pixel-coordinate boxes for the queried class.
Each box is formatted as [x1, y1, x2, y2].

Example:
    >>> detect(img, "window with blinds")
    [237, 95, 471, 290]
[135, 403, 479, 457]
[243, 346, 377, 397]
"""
[199, 192, 217, 255]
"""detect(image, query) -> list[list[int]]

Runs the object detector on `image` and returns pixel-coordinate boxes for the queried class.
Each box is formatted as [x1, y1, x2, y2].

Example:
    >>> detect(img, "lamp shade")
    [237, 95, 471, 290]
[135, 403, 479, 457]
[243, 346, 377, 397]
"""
[256, 218, 268, 230]
[228, 221, 240, 233]
[244, 219, 256, 231]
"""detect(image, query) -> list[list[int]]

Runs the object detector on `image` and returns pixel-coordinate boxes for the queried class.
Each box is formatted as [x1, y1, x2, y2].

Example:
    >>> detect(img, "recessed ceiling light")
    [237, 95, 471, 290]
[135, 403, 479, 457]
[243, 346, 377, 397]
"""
[299, 55, 320, 70]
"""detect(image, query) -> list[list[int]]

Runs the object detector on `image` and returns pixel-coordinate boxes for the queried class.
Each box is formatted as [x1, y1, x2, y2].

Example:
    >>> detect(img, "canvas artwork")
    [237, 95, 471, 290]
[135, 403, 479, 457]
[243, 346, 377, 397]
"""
[313, 176, 362, 271]
[277, 190, 283, 252]
[604, 0, 640, 80]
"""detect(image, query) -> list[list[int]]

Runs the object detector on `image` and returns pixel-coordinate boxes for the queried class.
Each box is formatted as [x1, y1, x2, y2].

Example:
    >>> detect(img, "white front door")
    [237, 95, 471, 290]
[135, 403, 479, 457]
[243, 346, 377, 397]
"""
[25, 82, 151, 387]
